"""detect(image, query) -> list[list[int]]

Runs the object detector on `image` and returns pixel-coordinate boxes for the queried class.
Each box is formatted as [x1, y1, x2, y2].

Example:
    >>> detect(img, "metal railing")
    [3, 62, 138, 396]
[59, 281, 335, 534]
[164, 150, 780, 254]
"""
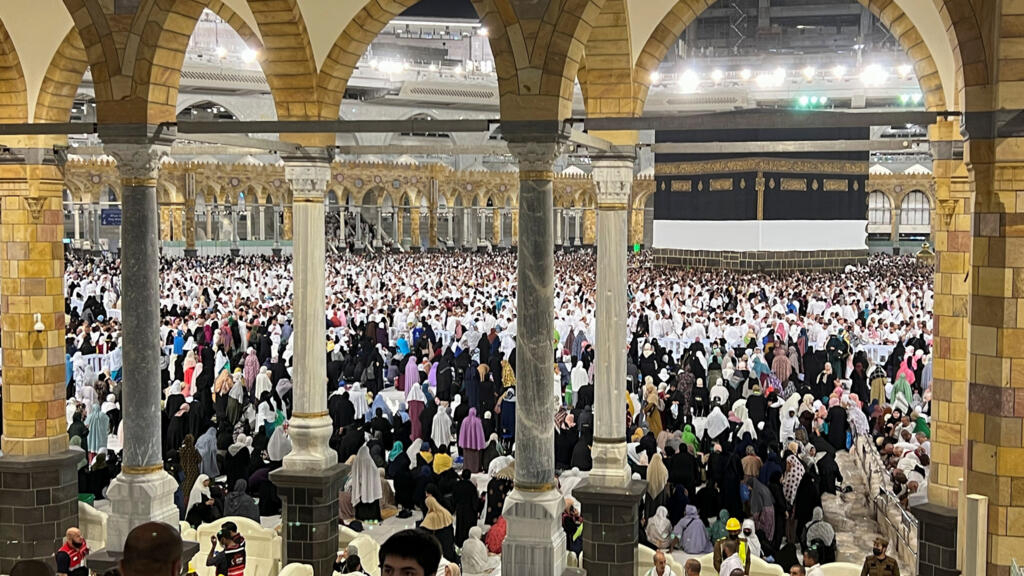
[854, 435, 920, 572]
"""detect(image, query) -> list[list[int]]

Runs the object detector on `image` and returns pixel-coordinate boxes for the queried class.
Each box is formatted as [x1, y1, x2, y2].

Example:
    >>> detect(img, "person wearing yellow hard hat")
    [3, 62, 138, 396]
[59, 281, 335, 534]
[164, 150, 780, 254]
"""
[713, 517, 751, 575]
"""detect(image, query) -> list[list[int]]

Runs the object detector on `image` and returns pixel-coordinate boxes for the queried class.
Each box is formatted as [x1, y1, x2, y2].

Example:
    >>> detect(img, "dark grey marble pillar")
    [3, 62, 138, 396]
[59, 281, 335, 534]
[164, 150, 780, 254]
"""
[501, 129, 569, 576]
[103, 135, 180, 551]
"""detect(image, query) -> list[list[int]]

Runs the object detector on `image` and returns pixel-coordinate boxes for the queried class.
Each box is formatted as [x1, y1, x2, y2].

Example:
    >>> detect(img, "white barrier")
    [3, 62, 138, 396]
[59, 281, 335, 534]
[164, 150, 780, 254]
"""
[860, 344, 895, 364]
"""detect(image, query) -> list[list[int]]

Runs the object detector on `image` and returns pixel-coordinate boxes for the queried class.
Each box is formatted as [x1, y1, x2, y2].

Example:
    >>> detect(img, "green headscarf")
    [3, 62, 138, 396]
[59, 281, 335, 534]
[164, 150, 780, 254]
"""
[914, 417, 931, 439]
[682, 424, 700, 455]
[709, 509, 730, 542]
[891, 374, 913, 408]
[388, 441, 404, 462]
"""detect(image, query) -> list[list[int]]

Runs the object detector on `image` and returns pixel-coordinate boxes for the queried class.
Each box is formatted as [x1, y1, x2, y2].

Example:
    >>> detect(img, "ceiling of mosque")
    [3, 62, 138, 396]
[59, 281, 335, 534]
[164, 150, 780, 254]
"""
[0, 0, 961, 126]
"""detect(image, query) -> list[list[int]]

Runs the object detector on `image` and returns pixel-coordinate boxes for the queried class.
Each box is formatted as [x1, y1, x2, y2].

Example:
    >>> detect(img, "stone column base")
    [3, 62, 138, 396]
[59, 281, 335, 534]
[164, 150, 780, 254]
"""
[272, 247, 283, 257]
[270, 463, 348, 576]
[574, 479, 646, 576]
[184, 248, 197, 258]
[589, 439, 631, 488]
[106, 470, 180, 553]
[912, 502, 958, 576]
[501, 488, 567, 576]
[0, 450, 81, 573]
[230, 247, 241, 256]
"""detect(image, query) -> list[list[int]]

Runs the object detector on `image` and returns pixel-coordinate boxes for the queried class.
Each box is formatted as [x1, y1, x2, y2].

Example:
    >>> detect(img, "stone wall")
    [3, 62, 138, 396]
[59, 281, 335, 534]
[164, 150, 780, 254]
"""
[652, 248, 869, 272]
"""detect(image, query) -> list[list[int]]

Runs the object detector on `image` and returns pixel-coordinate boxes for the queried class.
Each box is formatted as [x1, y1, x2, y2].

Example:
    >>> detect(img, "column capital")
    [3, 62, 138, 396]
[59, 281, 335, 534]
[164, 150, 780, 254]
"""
[100, 124, 175, 184]
[104, 142, 170, 184]
[504, 123, 571, 175]
[283, 147, 331, 201]
[593, 151, 636, 209]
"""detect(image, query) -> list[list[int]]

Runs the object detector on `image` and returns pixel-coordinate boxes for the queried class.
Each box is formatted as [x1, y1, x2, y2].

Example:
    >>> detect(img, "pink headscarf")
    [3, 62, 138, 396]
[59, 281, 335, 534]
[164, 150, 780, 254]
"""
[403, 355, 419, 396]
[828, 397, 841, 408]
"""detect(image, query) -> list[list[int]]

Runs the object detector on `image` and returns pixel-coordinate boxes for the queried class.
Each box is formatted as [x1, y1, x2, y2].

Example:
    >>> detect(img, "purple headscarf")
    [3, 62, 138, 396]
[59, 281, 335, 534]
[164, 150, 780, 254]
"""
[428, 362, 438, 390]
[459, 408, 486, 450]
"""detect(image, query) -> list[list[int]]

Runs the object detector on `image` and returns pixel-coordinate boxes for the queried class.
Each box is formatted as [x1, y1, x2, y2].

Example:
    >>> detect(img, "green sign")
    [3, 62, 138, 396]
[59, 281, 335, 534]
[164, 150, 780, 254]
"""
[633, 243, 641, 253]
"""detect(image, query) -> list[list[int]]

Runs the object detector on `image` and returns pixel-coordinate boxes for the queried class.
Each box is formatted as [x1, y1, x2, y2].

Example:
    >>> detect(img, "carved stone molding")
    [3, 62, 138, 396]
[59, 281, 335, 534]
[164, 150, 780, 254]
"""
[23, 197, 45, 221]
[592, 158, 634, 206]
[937, 198, 958, 227]
[507, 140, 566, 174]
[285, 162, 331, 200]
[104, 143, 169, 183]
[657, 157, 867, 176]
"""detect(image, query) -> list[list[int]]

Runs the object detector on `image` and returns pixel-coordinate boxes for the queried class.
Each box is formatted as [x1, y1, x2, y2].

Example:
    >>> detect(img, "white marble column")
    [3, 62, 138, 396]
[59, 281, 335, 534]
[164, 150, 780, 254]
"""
[573, 209, 581, 246]
[499, 209, 506, 246]
[231, 204, 240, 251]
[447, 210, 454, 247]
[102, 135, 179, 551]
[553, 207, 563, 246]
[375, 209, 383, 248]
[73, 206, 81, 240]
[273, 205, 281, 248]
[478, 208, 486, 245]
[339, 209, 347, 248]
[589, 151, 635, 487]
[503, 131, 568, 576]
[283, 151, 336, 470]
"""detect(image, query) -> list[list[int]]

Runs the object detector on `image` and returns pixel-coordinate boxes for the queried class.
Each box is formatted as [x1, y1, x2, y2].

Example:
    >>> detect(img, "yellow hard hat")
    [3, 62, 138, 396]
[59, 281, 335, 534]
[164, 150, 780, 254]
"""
[726, 518, 741, 531]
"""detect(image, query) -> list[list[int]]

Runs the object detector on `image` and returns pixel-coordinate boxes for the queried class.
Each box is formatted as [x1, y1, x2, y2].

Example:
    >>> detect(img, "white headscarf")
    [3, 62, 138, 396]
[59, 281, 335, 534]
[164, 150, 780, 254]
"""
[431, 407, 453, 448]
[267, 425, 292, 461]
[406, 381, 427, 403]
[350, 445, 383, 506]
[461, 526, 500, 574]
[350, 383, 369, 420]
[742, 518, 763, 558]
[406, 438, 423, 470]
[706, 406, 729, 439]
[187, 474, 211, 513]
[254, 367, 272, 399]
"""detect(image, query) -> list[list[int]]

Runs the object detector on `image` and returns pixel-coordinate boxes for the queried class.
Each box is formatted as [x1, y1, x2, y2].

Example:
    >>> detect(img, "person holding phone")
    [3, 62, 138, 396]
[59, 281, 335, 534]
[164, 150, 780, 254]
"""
[205, 528, 245, 576]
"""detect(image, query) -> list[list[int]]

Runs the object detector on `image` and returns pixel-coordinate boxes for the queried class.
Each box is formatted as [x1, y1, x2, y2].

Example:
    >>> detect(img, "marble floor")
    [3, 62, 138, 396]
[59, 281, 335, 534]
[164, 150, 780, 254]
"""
[824, 449, 908, 573]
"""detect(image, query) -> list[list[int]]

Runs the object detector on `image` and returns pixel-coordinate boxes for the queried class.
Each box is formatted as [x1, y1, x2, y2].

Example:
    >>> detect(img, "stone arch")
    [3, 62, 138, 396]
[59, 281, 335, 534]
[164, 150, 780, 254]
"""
[61, 0, 264, 124]
[579, 0, 638, 118]
[0, 16, 28, 124]
[33, 28, 88, 124]
[133, 0, 263, 123]
[471, 0, 604, 121]
[631, 0, 950, 114]
[316, 0, 426, 120]
[247, 0, 319, 123]
[934, 0, 989, 101]
[176, 98, 242, 121]
[867, 190, 893, 236]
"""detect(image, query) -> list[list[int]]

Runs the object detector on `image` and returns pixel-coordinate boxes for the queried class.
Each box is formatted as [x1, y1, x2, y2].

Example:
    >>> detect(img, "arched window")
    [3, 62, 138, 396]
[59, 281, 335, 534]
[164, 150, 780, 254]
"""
[867, 191, 891, 225]
[900, 191, 931, 227]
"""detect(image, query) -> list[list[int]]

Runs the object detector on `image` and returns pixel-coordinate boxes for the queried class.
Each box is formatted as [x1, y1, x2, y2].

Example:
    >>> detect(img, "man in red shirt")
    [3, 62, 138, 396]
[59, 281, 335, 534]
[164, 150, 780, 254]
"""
[55, 527, 89, 576]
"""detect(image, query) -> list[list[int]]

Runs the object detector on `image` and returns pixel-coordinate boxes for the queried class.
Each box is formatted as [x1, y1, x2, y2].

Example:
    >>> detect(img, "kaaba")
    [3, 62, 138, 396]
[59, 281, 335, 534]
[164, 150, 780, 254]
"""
[653, 125, 869, 271]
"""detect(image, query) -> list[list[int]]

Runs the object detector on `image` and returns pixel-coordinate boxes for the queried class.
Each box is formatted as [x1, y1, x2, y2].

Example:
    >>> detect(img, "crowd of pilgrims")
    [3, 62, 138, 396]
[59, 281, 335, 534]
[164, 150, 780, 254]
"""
[48, 250, 934, 573]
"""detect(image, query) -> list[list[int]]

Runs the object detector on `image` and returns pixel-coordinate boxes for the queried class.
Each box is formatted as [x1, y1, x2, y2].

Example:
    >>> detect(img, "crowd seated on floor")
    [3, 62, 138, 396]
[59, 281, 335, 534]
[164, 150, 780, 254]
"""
[42, 250, 932, 576]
